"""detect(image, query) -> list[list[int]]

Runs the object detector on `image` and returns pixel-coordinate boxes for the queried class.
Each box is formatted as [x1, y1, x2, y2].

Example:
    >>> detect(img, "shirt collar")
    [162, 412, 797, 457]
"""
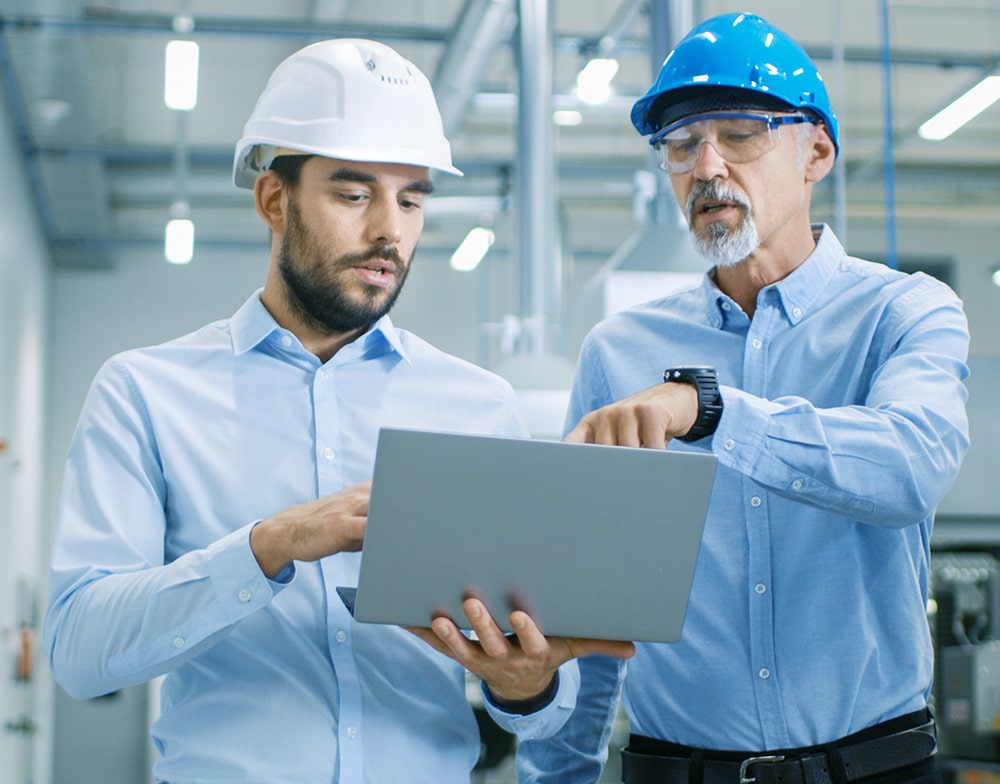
[230, 289, 410, 364]
[769, 224, 842, 325]
[701, 224, 843, 327]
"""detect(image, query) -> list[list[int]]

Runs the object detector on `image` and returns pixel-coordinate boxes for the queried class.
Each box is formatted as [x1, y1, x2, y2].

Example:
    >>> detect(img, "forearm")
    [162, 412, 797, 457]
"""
[44, 524, 280, 698]
[715, 380, 968, 527]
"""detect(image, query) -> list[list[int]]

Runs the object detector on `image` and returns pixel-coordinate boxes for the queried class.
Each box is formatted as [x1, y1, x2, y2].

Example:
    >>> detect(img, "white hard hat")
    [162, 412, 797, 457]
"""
[233, 38, 462, 189]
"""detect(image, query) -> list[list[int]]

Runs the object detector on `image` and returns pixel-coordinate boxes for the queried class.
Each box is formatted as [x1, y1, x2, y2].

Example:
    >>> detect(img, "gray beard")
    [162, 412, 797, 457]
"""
[686, 182, 760, 268]
[691, 216, 760, 268]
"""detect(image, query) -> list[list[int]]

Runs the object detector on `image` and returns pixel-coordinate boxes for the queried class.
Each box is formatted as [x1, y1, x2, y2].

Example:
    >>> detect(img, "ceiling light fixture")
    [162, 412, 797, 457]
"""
[164, 39, 200, 111]
[450, 226, 495, 271]
[918, 75, 1000, 141]
[576, 57, 619, 105]
[165, 202, 194, 264]
[991, 264, 1000, 288]
[553, 109, 583, 126]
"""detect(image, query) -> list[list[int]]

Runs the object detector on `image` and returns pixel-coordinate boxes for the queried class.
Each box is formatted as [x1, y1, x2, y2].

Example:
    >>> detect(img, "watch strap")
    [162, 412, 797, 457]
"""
[663, 366, 723, 442]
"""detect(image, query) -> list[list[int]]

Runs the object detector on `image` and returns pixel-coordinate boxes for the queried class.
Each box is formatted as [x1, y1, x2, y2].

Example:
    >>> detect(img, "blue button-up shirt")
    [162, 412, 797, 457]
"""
[44, 291, 551, 783]
[500, 226, 970, 781]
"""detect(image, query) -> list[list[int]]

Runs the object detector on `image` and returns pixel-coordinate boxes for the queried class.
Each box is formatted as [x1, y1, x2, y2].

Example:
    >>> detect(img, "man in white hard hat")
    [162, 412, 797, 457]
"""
[43, 38, 629, 783]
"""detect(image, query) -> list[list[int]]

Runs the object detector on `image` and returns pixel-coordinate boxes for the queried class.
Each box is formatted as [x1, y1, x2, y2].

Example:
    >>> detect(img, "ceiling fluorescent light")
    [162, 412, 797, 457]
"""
[164, 40, 200, 111]
[576, 57, 619, 105]
[553, 109, 583, 126]
[450, 227, 495, 271]
[918, 75, 1000, 141]
[165, 217, 195, 264]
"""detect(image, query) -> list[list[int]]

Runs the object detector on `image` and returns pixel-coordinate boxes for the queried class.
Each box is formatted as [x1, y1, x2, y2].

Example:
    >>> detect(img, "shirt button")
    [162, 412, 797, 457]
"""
[238, 589, 252, 602]
[791, 479, 804, 490]
[280, 335, 293, 347]
[758, 667, 771, 680]
[322, 447, 335, 461]
[751, 338, 762, 350]
[721, 301, 732, 311]
[346, 726, 358, 739]
[792, 307, 802, 318]
[750, 496, 762, 507]
[173, 636, 186, 649]
[724, 438, 736, 451]
[755, 583, 767, 595]
[335, 630, 347, 643]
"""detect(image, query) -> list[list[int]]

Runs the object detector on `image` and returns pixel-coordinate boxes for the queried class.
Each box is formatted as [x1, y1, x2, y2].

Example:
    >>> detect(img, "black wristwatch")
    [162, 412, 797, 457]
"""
[663, 366, 723, 442]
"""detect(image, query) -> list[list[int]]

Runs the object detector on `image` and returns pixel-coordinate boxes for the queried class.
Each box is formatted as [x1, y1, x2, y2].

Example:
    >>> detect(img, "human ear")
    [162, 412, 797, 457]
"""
[254, 170, 288, 234]
[804, 125, 837, 183]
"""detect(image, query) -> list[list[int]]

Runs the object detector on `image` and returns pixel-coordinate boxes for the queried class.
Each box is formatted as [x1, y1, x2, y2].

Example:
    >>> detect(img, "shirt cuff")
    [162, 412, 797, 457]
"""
[482, 671, 560, 715]
[482, 660, 579, 741]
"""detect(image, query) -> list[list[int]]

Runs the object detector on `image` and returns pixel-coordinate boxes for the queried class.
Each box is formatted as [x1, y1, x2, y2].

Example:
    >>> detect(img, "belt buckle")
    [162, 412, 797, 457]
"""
[739, 755, 786, 784]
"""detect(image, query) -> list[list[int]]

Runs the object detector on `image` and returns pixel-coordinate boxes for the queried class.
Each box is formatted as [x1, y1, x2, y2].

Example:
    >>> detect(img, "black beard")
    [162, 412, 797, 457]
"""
[278, 202, 412, 336]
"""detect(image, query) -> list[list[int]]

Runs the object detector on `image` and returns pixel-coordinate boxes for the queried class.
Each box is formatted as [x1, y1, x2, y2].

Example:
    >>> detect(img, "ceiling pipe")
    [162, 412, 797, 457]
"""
[305, 0, 352, 19]
[433, 0, 517, 138]
[514, 0, 558, 357]
[591, 0, 645, 59]
[5, 14, 999, 69]
[831, 0, 847, 241]
[879, 0, 898, 269]
[585, 0, 703, 292]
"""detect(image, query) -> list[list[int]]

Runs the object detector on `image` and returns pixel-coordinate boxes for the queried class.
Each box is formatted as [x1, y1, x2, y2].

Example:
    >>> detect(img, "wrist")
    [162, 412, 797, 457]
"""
[250, 519, 292, 579]
[485, 671, 560, 715]
[663, 366, 723, 442]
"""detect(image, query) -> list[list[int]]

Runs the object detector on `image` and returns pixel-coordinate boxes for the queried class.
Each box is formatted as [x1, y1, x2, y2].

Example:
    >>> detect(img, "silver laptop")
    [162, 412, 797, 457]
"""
[342, 427, 716, 644]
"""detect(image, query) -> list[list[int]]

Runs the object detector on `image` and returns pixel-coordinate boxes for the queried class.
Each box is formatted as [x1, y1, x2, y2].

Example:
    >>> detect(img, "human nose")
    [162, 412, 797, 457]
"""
[689, 137, 729, 180]
[365, 194, 403, 245]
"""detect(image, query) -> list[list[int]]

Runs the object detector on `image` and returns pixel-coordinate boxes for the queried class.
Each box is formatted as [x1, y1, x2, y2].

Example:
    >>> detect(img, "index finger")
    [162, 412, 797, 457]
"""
[564, 419, 593, 444]
[507, 610, 549, 657]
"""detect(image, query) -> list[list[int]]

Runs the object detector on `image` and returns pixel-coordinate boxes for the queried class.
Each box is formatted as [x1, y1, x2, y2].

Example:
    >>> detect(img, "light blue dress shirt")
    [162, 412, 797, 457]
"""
[44, 291, 576, 784]
[499, 226, 970, 781]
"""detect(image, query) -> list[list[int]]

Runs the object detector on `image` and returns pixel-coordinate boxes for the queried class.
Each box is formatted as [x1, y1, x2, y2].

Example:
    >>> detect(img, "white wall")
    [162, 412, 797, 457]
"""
[0, 78, 52, 784]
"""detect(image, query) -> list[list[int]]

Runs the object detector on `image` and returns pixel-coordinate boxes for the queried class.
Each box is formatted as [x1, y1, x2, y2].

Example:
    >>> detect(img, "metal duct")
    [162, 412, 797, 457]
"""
[515, 0, 559, 357]
[591, 0, 703, 285]
[433, 0, 517, 138]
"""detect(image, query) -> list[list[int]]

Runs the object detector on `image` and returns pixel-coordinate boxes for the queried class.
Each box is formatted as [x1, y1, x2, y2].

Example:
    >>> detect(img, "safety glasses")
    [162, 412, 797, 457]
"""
[650, 112, 818, 174]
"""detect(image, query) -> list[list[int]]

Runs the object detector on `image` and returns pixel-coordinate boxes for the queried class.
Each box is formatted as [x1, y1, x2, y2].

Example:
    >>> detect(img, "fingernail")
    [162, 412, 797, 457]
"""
[433, 621, 450, 637]
[467, 604, 481, 619]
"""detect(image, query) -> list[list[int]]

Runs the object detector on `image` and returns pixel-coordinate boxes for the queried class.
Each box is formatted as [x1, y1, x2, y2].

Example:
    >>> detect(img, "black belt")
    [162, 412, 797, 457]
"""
[622, 713, 937, 784]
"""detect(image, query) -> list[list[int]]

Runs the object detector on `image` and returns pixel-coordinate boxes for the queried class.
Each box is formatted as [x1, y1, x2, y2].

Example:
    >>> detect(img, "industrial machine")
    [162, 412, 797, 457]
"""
[931, 551, 1000, 764]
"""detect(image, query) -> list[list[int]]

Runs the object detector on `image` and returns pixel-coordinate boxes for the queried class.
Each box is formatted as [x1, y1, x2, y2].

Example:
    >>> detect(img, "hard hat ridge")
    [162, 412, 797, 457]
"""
[233, 38, 462, 189]
[631, 13, 839, 157]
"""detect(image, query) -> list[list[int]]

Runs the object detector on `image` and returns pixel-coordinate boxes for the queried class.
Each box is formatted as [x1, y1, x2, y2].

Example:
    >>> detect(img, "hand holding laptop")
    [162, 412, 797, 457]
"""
[407, 597, 635, 704]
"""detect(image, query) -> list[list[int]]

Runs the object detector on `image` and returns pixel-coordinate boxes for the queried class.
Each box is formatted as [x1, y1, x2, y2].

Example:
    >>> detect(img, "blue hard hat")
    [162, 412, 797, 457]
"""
[631, 13, 839, 156]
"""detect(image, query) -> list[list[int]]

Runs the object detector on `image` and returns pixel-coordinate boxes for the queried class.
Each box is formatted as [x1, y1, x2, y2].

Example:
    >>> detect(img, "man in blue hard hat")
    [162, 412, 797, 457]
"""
[423, 12, 969, 784]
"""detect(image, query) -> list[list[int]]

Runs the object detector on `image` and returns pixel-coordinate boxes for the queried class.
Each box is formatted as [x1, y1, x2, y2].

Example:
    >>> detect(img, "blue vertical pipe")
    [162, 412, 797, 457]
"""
[880, 0, 898, 269]
[831, 0, 847, 243]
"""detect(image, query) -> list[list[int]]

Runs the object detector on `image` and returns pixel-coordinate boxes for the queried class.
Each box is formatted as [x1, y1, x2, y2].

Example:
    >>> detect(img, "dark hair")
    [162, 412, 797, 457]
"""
[266, 154, 313, 188]
[653, 86, 798, 132]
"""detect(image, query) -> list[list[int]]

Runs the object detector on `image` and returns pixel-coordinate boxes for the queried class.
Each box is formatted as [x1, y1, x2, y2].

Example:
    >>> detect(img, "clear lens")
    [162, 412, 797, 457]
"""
[651, 113, 815, 174]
